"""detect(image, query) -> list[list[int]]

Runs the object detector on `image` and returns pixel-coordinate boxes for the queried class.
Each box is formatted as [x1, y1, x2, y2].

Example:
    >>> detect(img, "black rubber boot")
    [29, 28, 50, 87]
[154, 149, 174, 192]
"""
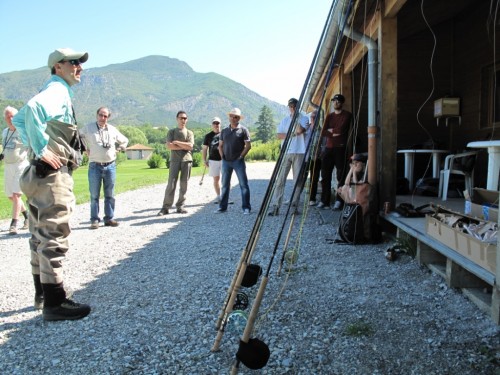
[33, 274, 44, 309]
[42, 283, 91, 321]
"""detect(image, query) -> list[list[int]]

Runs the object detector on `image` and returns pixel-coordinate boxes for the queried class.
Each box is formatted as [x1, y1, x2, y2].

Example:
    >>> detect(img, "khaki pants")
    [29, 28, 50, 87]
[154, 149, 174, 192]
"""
[272, 153, 305, 208]
[162, 160, 192, 209]
[20, 165, 75, 285]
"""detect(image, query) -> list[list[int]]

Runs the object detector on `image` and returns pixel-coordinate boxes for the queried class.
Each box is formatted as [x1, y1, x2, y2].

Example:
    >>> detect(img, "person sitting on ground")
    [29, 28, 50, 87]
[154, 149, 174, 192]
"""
[338, 153, 367, 205]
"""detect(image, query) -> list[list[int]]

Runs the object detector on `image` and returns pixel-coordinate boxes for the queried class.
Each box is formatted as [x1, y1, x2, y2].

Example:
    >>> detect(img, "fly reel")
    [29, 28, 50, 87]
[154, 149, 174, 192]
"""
[226, 310, 248, 334]
[284, 248, 299, 266]
[233, 292, 249, 311]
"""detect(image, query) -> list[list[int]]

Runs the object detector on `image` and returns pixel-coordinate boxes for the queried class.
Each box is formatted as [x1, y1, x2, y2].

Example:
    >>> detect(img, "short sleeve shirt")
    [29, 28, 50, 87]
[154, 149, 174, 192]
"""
[167, 127, 194, 162]
[220, 124, 250, 161]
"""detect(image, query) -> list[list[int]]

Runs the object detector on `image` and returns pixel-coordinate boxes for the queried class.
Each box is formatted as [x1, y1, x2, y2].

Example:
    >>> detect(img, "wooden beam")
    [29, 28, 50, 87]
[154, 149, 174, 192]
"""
[384, 0, 407, 18]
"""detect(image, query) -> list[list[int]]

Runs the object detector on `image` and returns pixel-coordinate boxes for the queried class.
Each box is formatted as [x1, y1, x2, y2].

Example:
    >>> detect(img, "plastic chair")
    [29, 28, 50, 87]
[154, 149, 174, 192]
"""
[438, 151, 478, 201]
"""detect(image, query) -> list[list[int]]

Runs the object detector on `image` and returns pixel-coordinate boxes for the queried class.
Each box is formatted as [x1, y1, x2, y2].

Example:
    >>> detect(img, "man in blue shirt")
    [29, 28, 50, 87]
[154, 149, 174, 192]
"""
[13, 48, 91, 321]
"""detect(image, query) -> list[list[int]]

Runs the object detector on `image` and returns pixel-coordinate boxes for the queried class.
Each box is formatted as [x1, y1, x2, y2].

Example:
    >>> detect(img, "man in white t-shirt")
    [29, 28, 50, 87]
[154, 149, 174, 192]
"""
[269, 98, 309, 216]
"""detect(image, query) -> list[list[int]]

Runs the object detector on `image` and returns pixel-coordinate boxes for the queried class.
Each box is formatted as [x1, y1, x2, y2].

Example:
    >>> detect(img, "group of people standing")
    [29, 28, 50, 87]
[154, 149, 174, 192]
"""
[1, 46, 357, 325]
[267, 94, 356, 216]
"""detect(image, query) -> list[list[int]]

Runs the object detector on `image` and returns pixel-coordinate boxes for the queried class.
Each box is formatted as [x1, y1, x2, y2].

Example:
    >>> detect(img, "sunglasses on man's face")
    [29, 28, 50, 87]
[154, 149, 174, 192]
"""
[60, 59, 81, 66]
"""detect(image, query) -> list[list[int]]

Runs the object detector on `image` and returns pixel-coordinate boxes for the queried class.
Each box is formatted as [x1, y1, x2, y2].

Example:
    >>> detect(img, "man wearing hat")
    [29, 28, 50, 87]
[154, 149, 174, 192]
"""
[318, 94, 352, 210]
[268, 98, 309, 216]
[216, 108, 252, 214]
[12, 48, 91, 321]
[202, 116, 223, 202]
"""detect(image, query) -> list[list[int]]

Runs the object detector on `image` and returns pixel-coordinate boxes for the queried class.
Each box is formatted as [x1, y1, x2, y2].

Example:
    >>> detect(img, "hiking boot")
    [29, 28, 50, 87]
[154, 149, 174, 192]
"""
[157, 209, 169, 216]
[104, 219, 119, 227]
[34, 294, 44, 310]
[21, 220, 29, 230]
[9, 225, 17, 235]
[176, 208, 188, 214]
[268, 207, 279, 216]
[43, 298, 91, 321]
[90, 220, 99, 230]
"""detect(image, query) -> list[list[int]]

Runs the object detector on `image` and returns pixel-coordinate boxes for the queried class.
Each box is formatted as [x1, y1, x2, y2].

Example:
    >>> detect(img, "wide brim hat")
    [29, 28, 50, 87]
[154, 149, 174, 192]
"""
[48, 48, 88, 68]
[228, 107, 244, 120]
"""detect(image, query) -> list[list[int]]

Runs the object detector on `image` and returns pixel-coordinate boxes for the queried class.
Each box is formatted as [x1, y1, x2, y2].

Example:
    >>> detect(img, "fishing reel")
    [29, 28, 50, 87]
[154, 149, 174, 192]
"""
[284, 248, 299, 266]
[226, 310, 248, 335]
[233, 292, 249, 311]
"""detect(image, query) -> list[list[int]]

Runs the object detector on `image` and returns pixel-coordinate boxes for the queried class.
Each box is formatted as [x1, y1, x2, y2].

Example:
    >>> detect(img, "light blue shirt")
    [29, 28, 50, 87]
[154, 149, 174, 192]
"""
[12, 75, 75, 158]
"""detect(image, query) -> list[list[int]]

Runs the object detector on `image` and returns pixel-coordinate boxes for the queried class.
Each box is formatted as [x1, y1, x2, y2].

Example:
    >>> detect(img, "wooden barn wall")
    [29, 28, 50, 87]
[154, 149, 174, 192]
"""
[395, 1, 496, 186]
[452, 4, 499, 187]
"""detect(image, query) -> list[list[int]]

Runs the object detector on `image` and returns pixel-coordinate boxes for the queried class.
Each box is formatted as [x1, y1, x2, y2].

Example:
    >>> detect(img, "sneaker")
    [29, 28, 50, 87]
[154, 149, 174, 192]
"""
[43, 298, 91, 321]
[243, 209, 251, 215]
[316, 202, 326, 209]
[34, 294, 44, 310]
[21, 220, 29, 230]
[333, 201, 342, 211]
[309, 201, 317, 206]
[8, 225, 17, 235]
[90, 220, 99, 230]
[284, 200, 290, 205]
[104, 219, 119, 227]
[215, 208, 227, 213]
[176, 208, 188, 214]
[157, 209, 169, 216]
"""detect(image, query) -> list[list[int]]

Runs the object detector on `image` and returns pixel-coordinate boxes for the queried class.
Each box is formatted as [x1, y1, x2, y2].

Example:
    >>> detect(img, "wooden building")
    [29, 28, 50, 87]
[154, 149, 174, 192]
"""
[305, 0, 499, 322]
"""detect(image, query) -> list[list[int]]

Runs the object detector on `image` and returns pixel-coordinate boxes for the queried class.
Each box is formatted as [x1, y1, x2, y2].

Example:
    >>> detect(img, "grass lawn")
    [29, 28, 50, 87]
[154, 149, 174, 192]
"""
[0, 160, 203, 221]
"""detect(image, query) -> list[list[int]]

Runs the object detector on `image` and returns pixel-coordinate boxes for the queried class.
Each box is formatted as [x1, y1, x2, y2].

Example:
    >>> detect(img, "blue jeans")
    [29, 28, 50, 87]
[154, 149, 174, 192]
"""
[220, 158, 251, 211]
[88, 162, 116, 222]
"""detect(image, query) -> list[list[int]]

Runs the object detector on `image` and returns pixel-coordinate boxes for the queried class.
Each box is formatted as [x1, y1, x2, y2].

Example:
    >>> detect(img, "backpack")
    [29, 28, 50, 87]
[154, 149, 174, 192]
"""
[338, 203, 364, 244]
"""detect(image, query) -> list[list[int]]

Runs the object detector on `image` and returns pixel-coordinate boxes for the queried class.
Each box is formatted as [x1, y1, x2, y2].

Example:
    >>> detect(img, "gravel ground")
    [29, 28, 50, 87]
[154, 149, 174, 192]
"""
[0, 161, 499, 375]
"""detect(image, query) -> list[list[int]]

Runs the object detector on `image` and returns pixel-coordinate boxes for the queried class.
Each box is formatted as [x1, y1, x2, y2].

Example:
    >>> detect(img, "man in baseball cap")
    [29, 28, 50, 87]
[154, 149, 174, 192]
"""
[47, 48, 89, 69]
[202, 116, 223, 202]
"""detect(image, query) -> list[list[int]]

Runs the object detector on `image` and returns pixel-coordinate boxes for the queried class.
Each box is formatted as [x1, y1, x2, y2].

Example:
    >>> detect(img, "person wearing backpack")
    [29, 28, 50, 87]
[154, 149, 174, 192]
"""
[202, 117, 222, 203]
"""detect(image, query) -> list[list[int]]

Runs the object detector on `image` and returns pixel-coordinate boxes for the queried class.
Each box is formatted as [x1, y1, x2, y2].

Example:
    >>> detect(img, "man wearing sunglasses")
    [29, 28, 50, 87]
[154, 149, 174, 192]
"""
[81, 107, 128, 229]
[157, 111, 194, 215]
[12, 48, 91, 321]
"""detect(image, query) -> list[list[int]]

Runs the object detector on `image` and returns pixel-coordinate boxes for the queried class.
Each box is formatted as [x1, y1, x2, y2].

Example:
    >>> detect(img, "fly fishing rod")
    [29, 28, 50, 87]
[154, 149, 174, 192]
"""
[199, 165, 207, 185]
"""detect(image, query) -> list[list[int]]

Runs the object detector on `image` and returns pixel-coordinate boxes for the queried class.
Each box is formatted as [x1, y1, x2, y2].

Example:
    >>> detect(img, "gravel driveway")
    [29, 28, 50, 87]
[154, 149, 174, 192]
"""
[0, 161, 498, 374]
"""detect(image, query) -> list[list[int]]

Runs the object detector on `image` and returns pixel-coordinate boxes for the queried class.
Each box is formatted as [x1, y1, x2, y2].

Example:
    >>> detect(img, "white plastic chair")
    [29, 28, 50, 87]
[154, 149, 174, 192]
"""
[438, 151, 478, 201]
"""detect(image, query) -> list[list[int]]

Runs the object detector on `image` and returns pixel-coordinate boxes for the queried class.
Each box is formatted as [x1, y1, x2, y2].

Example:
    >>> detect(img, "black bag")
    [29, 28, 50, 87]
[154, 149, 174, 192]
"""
[338, 203, 364, 244]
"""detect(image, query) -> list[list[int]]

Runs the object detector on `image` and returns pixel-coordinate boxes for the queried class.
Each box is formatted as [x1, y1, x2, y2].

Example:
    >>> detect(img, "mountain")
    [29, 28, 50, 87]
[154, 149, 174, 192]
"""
[0, 55, 288, 127]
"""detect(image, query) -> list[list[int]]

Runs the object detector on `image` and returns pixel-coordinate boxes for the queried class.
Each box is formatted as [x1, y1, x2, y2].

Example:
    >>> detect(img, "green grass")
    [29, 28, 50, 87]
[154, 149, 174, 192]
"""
[0, 160, 203, 220]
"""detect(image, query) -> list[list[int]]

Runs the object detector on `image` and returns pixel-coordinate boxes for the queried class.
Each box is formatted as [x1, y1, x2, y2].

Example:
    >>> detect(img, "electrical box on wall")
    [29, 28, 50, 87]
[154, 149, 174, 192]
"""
[434, 97, 460, 117]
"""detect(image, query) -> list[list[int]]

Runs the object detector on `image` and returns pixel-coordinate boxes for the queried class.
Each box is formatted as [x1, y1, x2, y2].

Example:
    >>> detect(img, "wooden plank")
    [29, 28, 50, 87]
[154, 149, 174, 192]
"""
[383, 0, 407, 18]
[446, 259, 491, 289]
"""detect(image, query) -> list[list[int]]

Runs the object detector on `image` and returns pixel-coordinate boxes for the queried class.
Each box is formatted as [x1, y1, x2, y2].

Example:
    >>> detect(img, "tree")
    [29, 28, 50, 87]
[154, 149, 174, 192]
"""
[254, 105, 276, 143]
[117, 126, 148, 146]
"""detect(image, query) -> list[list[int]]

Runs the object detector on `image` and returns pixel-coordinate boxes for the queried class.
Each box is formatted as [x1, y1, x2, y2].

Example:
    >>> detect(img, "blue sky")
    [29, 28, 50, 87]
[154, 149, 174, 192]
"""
[0, 0, 332, 104]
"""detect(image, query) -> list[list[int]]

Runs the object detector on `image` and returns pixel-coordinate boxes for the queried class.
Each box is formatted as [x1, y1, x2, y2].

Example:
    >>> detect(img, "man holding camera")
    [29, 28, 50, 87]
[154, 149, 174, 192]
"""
[80, 107, 128, 229]
[12, 48, 91, 321]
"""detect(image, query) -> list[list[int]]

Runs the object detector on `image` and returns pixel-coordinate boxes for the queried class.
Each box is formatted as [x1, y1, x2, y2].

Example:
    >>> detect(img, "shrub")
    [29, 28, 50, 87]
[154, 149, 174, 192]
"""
[147, 153, 165, 169]
[192, 152, 202, 168]
[81, 153, 89, 166]
[247, 140, 280, 161]
[116, 152, 128, 165]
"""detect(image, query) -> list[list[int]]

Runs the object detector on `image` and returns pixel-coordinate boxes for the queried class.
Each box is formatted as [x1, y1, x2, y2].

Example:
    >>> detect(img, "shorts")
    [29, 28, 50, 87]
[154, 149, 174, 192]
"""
[4, 161, 29, 197]
[208, 160, 221, 177]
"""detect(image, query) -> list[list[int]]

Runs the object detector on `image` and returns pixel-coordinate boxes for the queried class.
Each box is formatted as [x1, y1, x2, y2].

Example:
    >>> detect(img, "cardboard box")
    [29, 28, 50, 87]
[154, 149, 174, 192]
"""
[464, 188, 499, 222]
[426, 210, 496, 274]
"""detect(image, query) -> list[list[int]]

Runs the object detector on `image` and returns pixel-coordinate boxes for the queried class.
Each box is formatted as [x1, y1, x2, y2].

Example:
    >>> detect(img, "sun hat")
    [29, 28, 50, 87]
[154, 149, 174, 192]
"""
[228, 108, 244, 120]
[48, 48, 88, 68]
[212, 117, 222, 124]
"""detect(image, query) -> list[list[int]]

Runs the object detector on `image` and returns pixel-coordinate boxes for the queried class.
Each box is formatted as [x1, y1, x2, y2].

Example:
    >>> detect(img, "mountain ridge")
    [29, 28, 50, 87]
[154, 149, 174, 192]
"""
[0, 55, 287, 127]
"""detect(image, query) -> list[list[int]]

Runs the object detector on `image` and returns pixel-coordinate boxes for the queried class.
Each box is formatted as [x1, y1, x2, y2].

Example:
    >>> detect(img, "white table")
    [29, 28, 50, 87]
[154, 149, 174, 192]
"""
[397, 149, 449, 190]
[467, 140, 500, 190]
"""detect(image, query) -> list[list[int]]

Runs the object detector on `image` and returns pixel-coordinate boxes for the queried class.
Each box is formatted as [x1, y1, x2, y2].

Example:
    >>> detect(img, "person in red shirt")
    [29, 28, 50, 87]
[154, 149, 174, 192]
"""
[317, 94, 352, 210]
